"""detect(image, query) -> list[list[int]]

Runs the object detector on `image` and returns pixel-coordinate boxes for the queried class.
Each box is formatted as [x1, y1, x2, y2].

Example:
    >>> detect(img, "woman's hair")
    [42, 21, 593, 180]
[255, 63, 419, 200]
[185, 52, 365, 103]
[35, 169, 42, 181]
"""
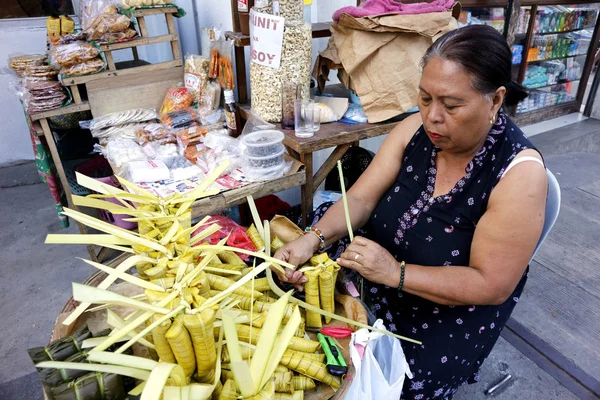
[421, 25, 528, 108]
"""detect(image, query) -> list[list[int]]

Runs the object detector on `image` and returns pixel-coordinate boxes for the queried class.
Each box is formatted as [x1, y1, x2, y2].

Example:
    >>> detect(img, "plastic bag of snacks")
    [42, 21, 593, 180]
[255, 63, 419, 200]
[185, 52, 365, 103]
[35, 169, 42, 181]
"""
[184, 54, 209, 103]
[160, 108, 196, 130]
[53, 41, 100, 67]
[135, 123, 172, 145]
[199, 81, 221, 112]
[86, 14, 134, 42]
[80, 0, 118, 31]
[121, 0, 171, 7]
[159, 86, 194, 114]
[23, 80, 68, 113]
[8, 54, 47, 77]
[60, 58, 106, 77]
[86, 108, 159, 131]
[208, 38, 235, 90]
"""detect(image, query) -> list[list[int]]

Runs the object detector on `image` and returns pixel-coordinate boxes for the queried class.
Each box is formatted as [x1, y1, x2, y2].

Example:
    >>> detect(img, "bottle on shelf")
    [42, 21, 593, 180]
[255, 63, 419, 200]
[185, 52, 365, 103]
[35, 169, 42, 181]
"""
[224, 90, 242, 138]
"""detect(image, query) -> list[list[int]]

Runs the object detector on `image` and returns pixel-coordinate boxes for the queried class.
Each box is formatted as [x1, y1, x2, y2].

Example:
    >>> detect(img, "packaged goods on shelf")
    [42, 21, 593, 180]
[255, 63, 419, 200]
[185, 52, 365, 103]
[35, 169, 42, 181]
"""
[161, 108, 197, 130]
[184, 54, 210, 103]
[53, 41, 100, 67]
[127, 159, 171, 183]
[160, 86, 194, 114]
[87, 108, 159, 131]
[60, 57, 106, 77]
[135, 123, 172, 145]
[8, 54, 47, 77]
[121, 0, 171, 7]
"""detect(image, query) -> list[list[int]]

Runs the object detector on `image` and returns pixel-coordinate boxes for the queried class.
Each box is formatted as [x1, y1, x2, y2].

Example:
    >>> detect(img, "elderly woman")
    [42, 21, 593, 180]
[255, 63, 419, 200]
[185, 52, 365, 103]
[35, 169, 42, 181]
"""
[274, 25, 548, 399]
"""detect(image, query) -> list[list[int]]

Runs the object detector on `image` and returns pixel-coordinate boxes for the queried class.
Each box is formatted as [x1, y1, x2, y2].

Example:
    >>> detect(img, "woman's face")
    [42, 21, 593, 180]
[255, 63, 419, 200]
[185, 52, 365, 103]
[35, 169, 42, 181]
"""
[417, 56, 505, 155]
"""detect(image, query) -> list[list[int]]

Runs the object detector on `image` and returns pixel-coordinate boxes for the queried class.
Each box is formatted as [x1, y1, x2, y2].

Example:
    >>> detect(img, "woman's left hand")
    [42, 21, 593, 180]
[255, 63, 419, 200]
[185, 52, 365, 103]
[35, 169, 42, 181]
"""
[337, 236, 400, 287]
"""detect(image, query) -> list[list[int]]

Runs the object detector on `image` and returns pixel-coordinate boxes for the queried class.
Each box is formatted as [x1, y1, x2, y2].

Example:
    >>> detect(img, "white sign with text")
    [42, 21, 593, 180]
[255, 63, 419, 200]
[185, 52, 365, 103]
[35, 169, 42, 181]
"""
[249, 9, 285, 69]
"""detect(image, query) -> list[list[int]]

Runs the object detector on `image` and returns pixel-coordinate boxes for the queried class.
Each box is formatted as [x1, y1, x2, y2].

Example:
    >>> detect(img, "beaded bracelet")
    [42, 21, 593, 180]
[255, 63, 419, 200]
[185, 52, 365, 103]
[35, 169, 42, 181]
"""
[397, 261, 406, 292]
[305, 226, 326, 253]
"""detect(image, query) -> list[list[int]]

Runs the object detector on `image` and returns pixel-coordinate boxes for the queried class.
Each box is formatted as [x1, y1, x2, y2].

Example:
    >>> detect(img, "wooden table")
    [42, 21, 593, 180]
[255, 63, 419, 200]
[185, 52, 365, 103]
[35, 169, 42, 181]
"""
[282, 120, 400, 227]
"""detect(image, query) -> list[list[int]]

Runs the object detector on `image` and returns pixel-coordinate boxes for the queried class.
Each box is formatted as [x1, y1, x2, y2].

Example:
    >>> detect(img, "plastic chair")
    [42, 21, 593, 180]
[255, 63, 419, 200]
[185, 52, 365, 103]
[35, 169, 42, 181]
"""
[530, 169, 561, 261]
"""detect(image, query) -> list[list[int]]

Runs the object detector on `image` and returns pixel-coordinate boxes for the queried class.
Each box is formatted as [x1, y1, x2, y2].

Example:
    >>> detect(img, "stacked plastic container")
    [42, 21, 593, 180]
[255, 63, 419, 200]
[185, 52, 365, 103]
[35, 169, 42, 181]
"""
[241, 130, 286, 180]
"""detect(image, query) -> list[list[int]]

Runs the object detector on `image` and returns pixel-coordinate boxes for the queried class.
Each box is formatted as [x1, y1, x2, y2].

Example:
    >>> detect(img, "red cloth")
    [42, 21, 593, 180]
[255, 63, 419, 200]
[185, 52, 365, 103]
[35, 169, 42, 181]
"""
[240, 195, 292, 226]
[333, 0, 454, 22]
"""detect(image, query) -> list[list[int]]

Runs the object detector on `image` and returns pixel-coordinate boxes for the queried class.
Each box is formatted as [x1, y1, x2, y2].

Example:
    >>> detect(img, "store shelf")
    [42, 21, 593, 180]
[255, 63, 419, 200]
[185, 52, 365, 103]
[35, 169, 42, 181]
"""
[514, 100, 578, 124]
[61, 59, 183, 86]
[524, 79, 580, 89]
[536, 26, 594, 36]
[225, 22, 332, 47]
[527, 53, 588, 63]
[29, 101, 91, 122]
[132, 6, 178, 17]
[98, 34, 179, 52]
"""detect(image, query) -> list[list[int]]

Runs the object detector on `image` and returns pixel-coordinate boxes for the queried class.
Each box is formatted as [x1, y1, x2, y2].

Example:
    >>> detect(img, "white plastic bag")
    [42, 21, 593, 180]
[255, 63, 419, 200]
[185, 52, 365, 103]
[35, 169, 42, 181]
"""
[346, 319, 413, 400]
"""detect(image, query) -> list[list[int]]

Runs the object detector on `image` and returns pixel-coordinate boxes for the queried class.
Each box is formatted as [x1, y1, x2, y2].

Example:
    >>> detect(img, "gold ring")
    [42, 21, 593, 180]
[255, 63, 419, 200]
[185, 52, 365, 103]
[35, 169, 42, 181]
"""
[354, 253, 360, 261]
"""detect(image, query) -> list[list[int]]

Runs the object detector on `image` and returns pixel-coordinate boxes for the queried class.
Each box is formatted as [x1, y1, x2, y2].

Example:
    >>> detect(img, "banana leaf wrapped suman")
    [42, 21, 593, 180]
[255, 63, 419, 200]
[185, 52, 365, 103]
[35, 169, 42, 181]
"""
[28, 325, 92, 364]
[50, 372, 125, 400]
[42, 352, 90, 387]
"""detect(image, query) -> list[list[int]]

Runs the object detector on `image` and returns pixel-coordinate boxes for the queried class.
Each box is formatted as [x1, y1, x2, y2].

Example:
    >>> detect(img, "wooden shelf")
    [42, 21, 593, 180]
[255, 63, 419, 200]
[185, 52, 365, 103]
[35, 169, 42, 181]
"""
[225, 22, 332, 47]
[61, 59, 183, 86]
[29, 101, 91, 122]
[132, 6, 178, 17]
[98, 34, 178, 52]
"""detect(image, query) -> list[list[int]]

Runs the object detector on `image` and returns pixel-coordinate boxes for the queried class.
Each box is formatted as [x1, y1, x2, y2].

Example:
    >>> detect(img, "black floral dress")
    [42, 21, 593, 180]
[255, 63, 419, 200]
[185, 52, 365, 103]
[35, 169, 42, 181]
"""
[310, 110, 537, 399]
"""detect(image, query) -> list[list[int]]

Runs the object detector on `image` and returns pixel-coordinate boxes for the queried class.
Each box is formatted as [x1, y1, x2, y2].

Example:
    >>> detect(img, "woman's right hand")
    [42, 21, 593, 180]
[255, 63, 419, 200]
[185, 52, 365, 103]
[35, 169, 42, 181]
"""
[272, 233, 320, 291]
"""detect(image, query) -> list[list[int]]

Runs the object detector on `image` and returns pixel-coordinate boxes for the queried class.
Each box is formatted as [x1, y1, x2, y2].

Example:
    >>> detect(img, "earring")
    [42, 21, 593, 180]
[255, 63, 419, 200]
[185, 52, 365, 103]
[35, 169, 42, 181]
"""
[490, 115, 495, 125]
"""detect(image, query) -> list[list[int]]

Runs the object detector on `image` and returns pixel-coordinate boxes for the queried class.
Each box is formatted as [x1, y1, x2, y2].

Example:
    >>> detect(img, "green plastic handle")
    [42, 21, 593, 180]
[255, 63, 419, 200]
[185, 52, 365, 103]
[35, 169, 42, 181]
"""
[317, 333, 348, 374]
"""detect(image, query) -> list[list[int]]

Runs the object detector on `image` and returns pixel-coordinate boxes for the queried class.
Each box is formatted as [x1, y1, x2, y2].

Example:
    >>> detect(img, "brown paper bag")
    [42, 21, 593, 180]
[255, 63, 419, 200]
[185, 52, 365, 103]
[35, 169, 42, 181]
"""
[313, 10, 458, 123]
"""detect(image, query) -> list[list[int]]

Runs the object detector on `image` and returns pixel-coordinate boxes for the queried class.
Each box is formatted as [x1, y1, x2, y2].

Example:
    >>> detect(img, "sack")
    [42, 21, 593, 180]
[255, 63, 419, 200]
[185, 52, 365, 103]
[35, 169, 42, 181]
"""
[345, 319, 413, 400]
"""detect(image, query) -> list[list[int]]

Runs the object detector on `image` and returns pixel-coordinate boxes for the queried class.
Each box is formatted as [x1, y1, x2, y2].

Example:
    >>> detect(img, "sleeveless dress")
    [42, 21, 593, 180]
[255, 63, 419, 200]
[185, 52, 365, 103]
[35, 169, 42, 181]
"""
[310, 110, 539, 399]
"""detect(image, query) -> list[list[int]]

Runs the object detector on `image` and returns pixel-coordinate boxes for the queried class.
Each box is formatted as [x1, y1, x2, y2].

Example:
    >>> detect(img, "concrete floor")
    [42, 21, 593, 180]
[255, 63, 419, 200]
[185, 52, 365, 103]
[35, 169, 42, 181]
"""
[1, 120, 599, 399]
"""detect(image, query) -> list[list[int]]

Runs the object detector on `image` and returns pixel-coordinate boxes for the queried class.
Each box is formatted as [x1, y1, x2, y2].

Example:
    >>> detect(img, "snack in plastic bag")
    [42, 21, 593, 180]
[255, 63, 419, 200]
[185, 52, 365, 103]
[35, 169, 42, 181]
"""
[217, 41, 234, 90]
[58, 31, 88, 45]
[183, 143, 209, 164]
[54, 41, 100, 67]
[8, 54, 47, 77]
[184, 54, 209, 103]
[86, 14, 133, 41]
[80, 0, 118, 31]
[135, 123, 171, 144]
[24, 64, 59, 80]
[60, 57, 105, 77]
[91, 123, 140, 144]
[127, 159, 170, 183]
[100, 28, 138, 43]
[160, 108, 196, 130]
[23, 80, 68, 113]
[160, 86, 194, 114]
[199, 81, 221, 112]
[164, 156, 203, 181]
[95, 139, 148, 168]
[88, 108, 159, 131]
[173, 124, 203, 147]
[122, 0, 169, 7]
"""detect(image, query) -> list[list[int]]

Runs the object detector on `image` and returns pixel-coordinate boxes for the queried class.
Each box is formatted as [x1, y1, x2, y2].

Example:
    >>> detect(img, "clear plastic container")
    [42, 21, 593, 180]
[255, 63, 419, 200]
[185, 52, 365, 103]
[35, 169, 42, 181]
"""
[241, 129, 284, 157]
[244, 147, 285, 168]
